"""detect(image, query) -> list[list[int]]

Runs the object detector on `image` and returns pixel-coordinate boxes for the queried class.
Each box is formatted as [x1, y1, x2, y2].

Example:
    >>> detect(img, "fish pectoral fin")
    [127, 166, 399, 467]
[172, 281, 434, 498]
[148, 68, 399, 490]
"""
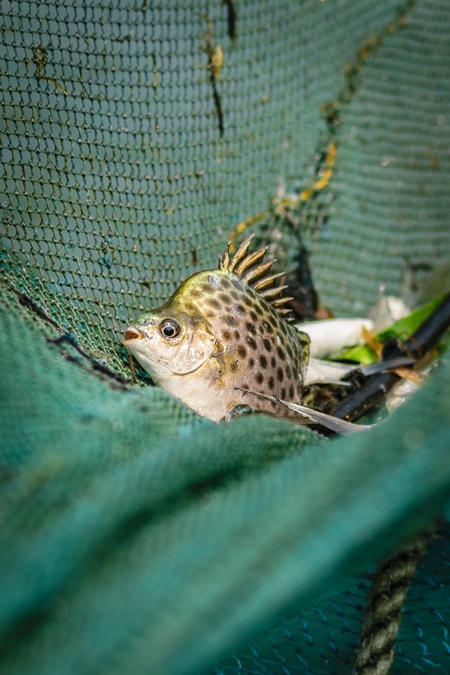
[210, 337, 227, 359]
[235, 388, 372, 435]
[274, 400, 372, 435]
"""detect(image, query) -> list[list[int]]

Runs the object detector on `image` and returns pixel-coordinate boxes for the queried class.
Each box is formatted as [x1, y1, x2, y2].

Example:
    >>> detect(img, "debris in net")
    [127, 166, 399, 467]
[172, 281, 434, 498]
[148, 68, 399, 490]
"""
[32, 46, 68, 96]
[151, 54, 159, 88]
[300, 318, 374, 359]
[359, 356, 416, 376]
[211, 44, 224, 78]
[384, 374, 423, 414]
[223, 0, 237, 41]
[127, 353, 137, 384]
[13, 289, 132, 388]
[203, 20, 225, 136]
[369, 284, 410, 333]
[332, 292, 450, 424]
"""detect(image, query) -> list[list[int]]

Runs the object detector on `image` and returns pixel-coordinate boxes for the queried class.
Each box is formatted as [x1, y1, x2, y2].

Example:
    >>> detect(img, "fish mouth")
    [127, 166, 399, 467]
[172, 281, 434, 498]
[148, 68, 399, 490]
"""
[123, 327, 145, 345]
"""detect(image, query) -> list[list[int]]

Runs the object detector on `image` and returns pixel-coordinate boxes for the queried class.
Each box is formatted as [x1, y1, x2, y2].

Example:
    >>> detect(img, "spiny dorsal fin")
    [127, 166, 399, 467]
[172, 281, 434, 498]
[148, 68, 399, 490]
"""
[219, 234, 255, 272]
[252, 271, 285, 291]
[270, 296, 294, 308]
[235, 246, 269, 276]
[259, 285, 289, 299]
[242, 260, 273, 285]
[218, 235, 294, 319]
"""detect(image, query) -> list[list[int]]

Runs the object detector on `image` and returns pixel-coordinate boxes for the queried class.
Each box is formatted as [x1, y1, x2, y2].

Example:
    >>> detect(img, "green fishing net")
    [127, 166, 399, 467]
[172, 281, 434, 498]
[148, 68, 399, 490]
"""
[1, 1, 450, 674]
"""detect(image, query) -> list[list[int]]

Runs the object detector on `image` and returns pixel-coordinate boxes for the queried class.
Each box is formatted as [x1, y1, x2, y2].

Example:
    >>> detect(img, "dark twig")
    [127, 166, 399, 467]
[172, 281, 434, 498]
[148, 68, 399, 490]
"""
[16, 291, 62, 331]
[32, 46, 68, 96]
[204, 20, 225, 137]
[47, 333, 130, 386]
[222, 0, 237, 41]
[127, 353, 137, 384]
[13, 290, 131, 387]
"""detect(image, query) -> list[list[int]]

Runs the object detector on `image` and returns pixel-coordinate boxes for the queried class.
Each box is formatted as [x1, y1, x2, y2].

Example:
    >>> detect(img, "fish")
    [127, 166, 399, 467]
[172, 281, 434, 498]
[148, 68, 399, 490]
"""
[123, 235, 311, 423]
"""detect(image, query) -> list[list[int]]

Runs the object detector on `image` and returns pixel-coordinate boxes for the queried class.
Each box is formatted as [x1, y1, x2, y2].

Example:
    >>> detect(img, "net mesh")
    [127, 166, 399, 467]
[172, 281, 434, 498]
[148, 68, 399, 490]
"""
[1, 1, 450, 674]
[212, 525, 450, 675]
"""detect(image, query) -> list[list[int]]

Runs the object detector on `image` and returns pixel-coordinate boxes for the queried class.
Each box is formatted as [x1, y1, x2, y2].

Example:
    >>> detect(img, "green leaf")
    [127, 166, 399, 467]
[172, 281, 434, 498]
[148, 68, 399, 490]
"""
[337, 294, 447, 364]
[377, 293, 446, 342]
[337, 343, 377, 365]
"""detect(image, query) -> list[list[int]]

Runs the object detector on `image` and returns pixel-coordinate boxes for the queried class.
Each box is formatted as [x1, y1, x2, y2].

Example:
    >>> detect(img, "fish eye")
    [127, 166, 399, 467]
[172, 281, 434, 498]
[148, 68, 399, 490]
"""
[159, 319, 181, 339]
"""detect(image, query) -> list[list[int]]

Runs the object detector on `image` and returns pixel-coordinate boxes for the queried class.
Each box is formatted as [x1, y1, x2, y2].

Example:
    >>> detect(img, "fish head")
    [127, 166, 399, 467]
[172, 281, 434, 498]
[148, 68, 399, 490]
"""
[123, 280, 218, 382]
[123, 235, 312, 421]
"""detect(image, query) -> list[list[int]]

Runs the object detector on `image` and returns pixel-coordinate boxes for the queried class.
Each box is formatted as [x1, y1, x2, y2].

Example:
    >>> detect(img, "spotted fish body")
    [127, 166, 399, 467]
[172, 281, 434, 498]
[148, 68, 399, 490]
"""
[124, 236, 311, 422]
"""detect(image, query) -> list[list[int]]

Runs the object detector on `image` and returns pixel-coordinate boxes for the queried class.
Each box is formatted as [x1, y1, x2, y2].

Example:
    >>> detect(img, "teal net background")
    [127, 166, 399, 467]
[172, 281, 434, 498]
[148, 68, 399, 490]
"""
[1, 1, 450, 674]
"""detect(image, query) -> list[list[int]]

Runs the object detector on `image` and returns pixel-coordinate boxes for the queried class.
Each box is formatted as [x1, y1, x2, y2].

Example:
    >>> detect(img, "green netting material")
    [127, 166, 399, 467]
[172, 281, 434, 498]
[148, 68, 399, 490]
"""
[1, 1, 450, 674]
